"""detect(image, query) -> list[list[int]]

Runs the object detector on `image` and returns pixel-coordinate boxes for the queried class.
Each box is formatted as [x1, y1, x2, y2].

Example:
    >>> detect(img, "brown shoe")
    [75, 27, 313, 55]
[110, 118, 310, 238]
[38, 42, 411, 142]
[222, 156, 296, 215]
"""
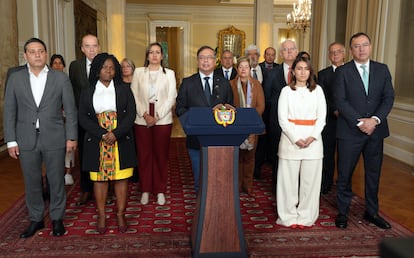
[97, 215, 107, 234]
[117, 213, 127, 233]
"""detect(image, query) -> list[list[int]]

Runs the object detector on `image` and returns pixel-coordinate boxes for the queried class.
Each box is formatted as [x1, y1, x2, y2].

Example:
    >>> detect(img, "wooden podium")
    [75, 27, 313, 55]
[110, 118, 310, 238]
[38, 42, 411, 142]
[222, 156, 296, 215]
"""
[179, 107, 265, 258]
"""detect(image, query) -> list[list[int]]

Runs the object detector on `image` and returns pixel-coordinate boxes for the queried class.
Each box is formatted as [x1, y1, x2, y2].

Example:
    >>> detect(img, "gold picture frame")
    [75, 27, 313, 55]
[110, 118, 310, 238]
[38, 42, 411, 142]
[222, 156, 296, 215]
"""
[217, 26, 246, 60]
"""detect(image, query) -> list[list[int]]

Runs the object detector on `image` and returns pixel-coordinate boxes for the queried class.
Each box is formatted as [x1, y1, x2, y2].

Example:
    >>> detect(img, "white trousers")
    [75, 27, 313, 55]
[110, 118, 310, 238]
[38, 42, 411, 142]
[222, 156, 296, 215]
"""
[276, 158, 322, 227]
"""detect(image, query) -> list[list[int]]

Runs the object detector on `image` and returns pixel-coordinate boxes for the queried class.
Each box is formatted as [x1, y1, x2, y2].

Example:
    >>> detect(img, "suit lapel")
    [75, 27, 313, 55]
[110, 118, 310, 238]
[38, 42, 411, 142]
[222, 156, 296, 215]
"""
[350, 62, 366, 94]
[22, 69, 39, 109]
[39, 70, 53, 108]
[194, 74, 209, 105]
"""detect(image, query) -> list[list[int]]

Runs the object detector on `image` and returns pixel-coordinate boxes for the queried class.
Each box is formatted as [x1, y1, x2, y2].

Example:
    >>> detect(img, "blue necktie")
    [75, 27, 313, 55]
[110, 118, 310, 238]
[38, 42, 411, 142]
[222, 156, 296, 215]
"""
[225, 70, 229, 80]
[361, 64, 369, 94]
[204, 77, 211, 105]
[252, 69, 258, 80]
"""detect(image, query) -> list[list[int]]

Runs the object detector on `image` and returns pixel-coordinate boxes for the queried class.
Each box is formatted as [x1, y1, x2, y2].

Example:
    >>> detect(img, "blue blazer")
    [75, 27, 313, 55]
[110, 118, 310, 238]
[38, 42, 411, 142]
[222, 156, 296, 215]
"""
[175, 72, 233, 149]
[334, 60, 394, 139]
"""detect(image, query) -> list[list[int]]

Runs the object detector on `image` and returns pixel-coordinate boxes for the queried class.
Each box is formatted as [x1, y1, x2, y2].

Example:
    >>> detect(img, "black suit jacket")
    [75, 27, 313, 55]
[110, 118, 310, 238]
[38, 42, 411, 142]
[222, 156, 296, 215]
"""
[267, 64, 287, 136]
[259, 62, 278, 72]
[318, 65, 338, 119]
[78, 80, 137, 171]
[69, 57, 89, 107]
[334, 60, 394, 140]
[176, 72, 233, 149]
[214, 67, 237, 80]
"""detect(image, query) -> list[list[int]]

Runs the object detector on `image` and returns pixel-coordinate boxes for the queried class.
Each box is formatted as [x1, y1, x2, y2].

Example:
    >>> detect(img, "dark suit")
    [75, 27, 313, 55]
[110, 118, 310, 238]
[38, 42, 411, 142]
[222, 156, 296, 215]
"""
[69, 57, 89, 108]
[335, 60, 394, 216]
[318, 65, 338, 192]
[259, 61, 278, 72]
[214, 67, 237, 80]
[266, 64, 288, 186]
[69, 57, 94, 193]
[3, 67, 77, 221]
[176, 72, 234, 149]
[78, 81, 137, 172]
[254, 62, 279, 178]
[176, 72, 233, 192]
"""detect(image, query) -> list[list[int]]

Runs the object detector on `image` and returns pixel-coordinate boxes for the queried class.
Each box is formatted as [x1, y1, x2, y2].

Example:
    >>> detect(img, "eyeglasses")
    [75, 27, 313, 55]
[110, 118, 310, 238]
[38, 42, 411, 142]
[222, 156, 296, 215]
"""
[281, 47, 297, 52]
[198, 55, 215, 60]
[351, 43, 370, 49]
[329, 50, 344, 55]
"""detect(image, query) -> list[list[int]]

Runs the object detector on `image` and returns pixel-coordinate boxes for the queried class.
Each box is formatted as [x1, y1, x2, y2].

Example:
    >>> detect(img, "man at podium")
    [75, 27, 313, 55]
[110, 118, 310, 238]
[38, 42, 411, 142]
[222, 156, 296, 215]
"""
[175, 45, 233, 192]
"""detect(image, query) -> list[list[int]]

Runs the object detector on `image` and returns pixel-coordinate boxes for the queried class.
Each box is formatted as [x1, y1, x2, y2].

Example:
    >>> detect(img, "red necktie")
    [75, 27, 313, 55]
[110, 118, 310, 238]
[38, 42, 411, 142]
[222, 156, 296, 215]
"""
[288, 67, 292, 83]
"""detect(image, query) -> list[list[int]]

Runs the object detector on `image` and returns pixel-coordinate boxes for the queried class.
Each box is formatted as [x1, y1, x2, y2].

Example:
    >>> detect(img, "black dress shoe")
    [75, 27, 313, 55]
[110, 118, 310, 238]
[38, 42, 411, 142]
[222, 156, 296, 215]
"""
[76, 192, 91, 206]
[335, 214, 348, 229]
[20, 221, 44, 238]
[363, 213, 391, 229]
[52, 220, 65, 236]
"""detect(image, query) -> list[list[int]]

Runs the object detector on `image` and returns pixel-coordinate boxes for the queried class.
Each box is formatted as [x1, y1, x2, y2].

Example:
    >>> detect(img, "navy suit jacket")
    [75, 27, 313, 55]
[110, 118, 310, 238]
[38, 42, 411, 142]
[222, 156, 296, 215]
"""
[334, 60, 394, 140]
[176, 72, 233, 149]
[259, 62, 278, 72]
[214, 67, 237, 80]
[318, 65, 337, 119]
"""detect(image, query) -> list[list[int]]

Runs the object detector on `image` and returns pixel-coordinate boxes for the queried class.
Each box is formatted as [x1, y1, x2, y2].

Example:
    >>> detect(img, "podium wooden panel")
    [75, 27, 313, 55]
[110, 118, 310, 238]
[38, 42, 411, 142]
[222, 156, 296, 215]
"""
[191, 146, 246, 257]
[179, 107, 264, 258]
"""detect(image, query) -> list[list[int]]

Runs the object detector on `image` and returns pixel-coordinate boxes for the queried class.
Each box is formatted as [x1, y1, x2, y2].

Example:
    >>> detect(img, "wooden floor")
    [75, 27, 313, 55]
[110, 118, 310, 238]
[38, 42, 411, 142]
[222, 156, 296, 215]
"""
[1, 119, 413, 232]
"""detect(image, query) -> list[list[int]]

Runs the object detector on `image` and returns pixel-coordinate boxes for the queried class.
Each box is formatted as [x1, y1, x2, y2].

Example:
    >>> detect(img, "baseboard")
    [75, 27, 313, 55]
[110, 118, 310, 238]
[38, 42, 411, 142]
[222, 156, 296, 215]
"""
[385, 143, 414, 167]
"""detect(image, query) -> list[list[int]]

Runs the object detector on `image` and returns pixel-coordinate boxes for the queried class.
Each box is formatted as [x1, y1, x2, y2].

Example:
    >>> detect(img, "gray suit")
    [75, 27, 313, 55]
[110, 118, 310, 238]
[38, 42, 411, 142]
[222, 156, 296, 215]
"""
[3, 67, 77, 221]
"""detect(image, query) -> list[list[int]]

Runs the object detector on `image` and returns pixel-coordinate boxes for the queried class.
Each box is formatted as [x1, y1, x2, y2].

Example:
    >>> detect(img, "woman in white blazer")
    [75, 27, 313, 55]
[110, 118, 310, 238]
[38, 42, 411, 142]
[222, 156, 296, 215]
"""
[276, 56, 326, 229]
[131, 42, 177, 206]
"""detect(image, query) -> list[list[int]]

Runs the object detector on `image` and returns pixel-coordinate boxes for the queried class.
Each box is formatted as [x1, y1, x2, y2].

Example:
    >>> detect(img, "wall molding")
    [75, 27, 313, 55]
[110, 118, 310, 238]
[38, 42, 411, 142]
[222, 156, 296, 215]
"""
[385, 142, 414, 167]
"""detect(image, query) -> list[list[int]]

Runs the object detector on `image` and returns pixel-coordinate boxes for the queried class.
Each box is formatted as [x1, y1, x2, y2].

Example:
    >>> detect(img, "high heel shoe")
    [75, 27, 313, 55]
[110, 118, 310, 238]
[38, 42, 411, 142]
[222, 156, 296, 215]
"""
[97, 215, 107, 234]
[117, 213, 127, 233]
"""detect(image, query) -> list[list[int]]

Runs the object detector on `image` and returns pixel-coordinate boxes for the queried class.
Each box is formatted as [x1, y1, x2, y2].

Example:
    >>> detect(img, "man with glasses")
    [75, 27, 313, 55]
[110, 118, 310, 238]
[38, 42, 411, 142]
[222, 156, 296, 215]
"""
[245, 44, 263, 83]
[214, 50, 237, 80]
[318, 42, 346, 194]
[334, 32, 394, 229]
[176, 45, 233, 192]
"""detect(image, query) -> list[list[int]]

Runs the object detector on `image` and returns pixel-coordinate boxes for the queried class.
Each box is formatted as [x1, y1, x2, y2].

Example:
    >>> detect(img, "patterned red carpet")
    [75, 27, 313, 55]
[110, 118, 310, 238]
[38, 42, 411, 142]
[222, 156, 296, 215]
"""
[0, 138, 412, 257]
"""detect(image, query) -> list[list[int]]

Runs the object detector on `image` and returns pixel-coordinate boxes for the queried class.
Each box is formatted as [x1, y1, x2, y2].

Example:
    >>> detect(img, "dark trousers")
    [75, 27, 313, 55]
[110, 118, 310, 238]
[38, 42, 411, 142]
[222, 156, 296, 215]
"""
[78, 125, 93, 193]
[336, 137, 384, 216]
[321, 117, 337, 191]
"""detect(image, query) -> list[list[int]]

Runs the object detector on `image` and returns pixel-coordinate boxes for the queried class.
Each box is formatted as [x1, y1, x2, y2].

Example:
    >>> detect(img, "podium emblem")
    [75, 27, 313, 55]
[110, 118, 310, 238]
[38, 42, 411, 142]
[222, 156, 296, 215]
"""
[214, 106, 235, 127]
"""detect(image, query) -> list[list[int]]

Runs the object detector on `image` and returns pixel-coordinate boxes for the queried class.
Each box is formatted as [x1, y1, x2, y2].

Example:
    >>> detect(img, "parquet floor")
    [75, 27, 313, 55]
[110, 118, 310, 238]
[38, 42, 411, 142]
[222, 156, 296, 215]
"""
[1, 118, 413, 231]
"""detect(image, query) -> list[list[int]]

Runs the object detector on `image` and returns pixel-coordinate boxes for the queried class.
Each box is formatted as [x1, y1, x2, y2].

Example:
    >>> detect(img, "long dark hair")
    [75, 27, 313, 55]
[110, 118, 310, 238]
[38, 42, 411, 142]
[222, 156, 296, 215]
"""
[289, 55, 316, 92]
[89, 52, 122, 87]
[144, 42, 166, 74]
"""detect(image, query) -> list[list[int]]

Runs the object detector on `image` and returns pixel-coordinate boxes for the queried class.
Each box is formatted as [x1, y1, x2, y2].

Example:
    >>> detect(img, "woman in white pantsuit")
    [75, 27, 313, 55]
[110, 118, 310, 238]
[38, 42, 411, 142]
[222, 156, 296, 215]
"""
[276, 56, 326, 228]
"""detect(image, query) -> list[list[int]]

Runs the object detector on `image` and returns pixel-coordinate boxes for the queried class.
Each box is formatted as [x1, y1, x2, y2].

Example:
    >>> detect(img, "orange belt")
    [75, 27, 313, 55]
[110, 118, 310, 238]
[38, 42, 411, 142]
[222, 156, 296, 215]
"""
[288, 119, 316, 126]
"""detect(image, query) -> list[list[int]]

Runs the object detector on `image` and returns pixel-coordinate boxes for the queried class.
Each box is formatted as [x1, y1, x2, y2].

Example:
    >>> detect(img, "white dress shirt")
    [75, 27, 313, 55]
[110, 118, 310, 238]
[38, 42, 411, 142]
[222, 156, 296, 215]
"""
[93, 80, 117, 114]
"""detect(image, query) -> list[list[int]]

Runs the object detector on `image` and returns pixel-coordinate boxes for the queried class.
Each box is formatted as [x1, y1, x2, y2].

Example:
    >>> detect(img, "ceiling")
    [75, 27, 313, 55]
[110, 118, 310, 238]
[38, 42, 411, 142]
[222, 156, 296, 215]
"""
[126, 0, 295, 6]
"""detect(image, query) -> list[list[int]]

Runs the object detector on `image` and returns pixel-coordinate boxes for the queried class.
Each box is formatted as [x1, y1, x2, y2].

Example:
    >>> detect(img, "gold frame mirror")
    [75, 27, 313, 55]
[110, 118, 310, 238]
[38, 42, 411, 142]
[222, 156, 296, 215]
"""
[217, 26, 246, 60]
